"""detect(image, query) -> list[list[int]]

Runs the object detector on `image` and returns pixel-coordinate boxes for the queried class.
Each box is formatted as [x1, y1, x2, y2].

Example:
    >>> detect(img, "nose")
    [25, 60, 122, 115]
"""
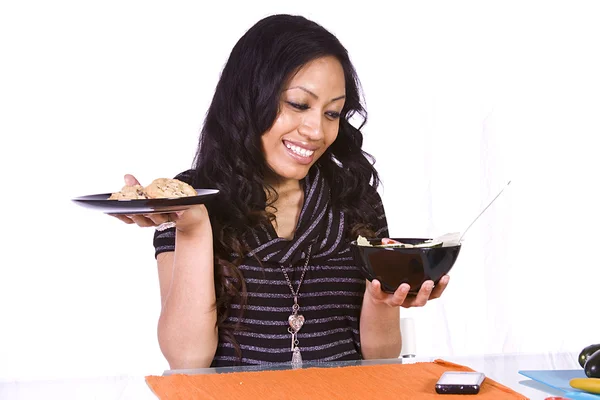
[298, 112, 324, 141]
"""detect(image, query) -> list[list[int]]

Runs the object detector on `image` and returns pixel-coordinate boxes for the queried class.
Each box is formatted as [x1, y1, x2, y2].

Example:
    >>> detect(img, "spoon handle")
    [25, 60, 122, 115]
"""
[459, 181, 511, 243]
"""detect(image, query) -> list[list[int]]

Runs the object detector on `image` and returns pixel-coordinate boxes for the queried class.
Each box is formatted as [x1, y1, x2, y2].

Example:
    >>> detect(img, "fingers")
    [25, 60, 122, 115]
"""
[110, 211, 178, 228]
[367, 279, 387, 302]
[144, 213, 171, 226]
[389, 283, 410, 307]
[368, 276, 451, 309]
[124, 174, 140, 186]
[174, 210, 185, 219]
[407, 280, 435, 307]
[130, 213, 176, 228]
[368, 280, 410, 307]
[429, 275, 450, 299]
[109, 214, 135, 224]
[128, 214, 157, 227]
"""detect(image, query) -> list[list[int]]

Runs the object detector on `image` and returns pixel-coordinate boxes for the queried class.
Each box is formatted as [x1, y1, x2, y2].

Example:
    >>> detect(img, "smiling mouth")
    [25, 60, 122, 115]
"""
[284, 141, 315, 158]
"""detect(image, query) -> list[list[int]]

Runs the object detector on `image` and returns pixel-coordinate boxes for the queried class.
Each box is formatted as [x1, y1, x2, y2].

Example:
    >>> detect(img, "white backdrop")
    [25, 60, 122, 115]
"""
[1, 0, 599, 381]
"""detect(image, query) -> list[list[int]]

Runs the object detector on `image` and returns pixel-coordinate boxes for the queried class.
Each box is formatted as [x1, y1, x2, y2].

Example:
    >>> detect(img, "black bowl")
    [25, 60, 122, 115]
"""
[350, 238, 461, 295]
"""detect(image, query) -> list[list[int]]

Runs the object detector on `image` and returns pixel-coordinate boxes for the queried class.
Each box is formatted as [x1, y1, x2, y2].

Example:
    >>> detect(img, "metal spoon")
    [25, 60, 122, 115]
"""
[458, 180, 511, 243]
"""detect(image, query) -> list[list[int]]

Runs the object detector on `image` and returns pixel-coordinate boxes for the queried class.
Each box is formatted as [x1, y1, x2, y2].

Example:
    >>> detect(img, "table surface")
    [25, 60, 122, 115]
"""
[0, 352, 583, 400]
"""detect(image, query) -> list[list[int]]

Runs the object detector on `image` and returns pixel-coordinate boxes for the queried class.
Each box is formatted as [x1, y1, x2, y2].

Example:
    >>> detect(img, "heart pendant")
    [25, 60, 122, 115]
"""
[288, 314, 305, 332]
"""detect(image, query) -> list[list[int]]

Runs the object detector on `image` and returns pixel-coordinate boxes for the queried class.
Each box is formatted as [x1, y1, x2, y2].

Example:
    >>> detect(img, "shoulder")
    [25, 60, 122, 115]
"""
[173, 169, 197, 186]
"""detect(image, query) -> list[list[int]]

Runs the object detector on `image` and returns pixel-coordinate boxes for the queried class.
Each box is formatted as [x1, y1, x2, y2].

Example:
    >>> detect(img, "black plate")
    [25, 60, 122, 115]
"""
[72, 189, 220, 215]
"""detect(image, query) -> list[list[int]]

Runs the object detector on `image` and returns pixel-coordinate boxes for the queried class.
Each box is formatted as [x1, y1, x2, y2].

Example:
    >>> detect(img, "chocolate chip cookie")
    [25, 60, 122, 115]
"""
[144, 178, 197, 199]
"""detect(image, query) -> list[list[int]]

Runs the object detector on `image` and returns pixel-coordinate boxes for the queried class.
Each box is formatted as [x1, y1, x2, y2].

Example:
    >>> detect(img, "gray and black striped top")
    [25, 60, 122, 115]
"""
[153, 168, 388, 367]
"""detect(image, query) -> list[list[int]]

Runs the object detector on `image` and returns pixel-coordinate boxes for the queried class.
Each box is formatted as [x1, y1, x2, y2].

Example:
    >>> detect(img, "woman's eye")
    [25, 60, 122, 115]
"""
[326, 111, 341, 119]
[287, 101, 309, 110]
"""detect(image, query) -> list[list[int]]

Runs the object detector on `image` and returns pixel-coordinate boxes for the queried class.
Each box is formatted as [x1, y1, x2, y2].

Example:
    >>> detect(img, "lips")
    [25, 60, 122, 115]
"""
[284, 141, 315, 157]
[283, 140, 317, 165]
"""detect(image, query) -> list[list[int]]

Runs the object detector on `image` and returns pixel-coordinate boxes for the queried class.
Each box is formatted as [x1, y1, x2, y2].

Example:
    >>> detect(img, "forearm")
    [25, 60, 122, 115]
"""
[359, 290, 402, 359]
[158, 225, 218, 368]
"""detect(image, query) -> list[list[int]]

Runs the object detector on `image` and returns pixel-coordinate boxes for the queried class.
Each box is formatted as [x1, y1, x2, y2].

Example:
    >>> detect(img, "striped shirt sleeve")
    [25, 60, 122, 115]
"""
[152, 169, 195, 258]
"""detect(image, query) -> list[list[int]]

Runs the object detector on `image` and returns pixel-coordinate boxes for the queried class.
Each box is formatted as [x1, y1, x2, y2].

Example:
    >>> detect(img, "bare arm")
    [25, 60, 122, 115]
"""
[156, 206, 218, 370]
[359, 283, 402, 359]
[112, 175, 219, 368]
[359, 277, 449, 359]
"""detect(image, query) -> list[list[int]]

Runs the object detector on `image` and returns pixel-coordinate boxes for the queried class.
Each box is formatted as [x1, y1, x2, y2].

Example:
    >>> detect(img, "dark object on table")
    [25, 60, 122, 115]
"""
[584, 349, 600, 378]
[579, 344, 600, 368]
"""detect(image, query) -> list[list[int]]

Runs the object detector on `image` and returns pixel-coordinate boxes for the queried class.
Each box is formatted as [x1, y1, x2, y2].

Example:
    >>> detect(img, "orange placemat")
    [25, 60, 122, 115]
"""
[145, 359, 529, 400]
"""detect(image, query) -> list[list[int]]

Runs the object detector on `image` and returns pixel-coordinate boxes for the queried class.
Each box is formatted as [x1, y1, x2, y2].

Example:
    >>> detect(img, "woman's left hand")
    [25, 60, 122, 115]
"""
[365, 275, 450, 308]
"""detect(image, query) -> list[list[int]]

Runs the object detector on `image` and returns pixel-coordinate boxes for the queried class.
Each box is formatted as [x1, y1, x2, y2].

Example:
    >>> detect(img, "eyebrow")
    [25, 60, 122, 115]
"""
[287, 86, 346, 102]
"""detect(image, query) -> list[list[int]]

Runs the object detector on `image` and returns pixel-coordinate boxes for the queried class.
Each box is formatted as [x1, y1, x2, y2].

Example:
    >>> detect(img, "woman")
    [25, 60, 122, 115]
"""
[114, 14, 449, 369]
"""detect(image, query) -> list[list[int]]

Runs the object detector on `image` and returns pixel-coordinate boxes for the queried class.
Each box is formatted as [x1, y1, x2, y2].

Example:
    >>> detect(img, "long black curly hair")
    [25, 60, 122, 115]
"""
[190, 14, 382, 352]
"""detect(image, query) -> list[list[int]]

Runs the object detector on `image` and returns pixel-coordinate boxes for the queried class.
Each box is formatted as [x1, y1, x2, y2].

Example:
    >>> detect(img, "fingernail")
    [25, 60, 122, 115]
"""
[124, 174, 135, 185]
[442, 276, 450, 284]
[400, 284, 410, 293]
[175, 211, 184, 217]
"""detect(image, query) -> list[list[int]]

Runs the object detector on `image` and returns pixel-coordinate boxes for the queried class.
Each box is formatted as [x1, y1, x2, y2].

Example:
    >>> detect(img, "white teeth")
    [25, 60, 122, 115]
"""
[285, 142, 314, 157]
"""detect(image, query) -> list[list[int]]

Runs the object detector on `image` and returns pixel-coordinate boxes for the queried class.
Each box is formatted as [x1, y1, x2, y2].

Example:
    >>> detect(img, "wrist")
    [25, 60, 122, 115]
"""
[364, 295, 397, 314]
[176, 219, 212, 240]
[364, 281, 394, 309]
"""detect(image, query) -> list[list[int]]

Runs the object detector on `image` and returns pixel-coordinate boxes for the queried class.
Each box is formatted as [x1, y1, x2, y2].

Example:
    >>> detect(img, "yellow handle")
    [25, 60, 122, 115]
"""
[570, 378, 600, 394]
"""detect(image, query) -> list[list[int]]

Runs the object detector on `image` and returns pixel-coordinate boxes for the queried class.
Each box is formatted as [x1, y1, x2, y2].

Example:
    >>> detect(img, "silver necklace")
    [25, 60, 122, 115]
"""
[280, 244, 312, 366]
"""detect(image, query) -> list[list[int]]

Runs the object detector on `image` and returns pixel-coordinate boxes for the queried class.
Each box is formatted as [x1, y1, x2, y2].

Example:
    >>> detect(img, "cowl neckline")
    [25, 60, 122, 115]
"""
[244, 167, 345, 265]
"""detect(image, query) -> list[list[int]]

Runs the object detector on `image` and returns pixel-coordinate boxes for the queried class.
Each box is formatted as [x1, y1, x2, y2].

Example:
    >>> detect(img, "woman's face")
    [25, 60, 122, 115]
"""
[261, 56, 346, 182]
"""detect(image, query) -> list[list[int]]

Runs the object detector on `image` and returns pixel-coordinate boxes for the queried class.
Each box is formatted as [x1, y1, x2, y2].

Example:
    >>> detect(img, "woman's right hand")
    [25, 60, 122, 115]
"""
[110, 174, 210, 234]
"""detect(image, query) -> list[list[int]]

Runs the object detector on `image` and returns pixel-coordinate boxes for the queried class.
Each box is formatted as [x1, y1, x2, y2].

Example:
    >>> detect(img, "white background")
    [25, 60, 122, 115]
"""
[1, 0, 599, 381]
